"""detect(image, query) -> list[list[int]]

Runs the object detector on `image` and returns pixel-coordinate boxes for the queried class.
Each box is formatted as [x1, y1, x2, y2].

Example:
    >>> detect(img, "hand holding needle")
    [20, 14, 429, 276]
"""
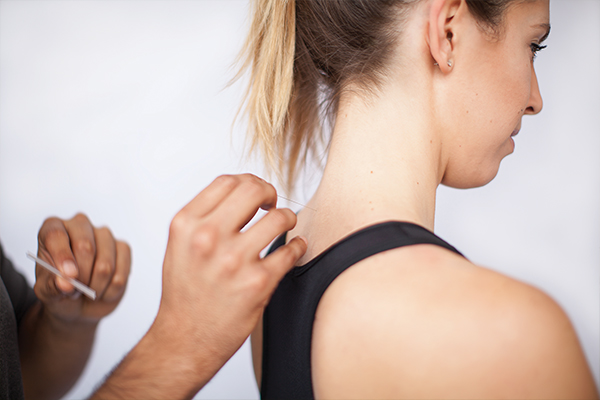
[26, 251, 97, 300]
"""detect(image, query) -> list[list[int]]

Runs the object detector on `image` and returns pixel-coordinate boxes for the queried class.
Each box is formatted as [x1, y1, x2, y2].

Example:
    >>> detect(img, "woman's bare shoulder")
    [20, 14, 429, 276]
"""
[312, 244, 598, 399]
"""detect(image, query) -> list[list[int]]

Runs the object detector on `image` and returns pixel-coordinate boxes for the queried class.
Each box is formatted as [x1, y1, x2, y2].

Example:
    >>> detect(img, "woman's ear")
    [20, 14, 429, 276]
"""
[428, 0, 461, 73]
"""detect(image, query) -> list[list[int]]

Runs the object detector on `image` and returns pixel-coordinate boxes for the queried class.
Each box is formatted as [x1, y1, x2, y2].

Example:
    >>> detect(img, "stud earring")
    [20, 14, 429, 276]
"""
[447, 60, 453, 68]
[433, 62, 439, 66]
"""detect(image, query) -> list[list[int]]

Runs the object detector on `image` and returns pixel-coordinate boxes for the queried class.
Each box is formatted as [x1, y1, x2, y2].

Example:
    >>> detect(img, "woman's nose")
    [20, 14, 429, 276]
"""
[525, 66, 543, 115]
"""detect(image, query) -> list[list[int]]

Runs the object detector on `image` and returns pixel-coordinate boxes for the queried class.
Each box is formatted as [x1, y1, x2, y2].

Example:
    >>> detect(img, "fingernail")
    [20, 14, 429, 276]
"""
[62, 261, 77, 277]
[292, 236, 308, 246]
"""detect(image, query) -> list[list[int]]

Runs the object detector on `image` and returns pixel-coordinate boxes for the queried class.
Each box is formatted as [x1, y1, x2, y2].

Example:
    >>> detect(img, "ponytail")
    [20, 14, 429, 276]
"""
[235, 0, 298, 190]
[237, 0, 439, 193]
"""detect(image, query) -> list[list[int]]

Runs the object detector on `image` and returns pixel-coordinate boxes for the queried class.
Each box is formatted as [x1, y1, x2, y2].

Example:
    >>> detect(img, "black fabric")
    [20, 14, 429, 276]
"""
[261, 221, 463, 400]
[1, 242, 38, 400]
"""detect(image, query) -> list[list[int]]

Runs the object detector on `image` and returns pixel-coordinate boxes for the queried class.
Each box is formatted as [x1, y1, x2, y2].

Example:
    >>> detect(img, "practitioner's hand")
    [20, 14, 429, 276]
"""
[90, 174, 306, 399]
[150, 174, 306, 380]
[34, 213, 131, 324]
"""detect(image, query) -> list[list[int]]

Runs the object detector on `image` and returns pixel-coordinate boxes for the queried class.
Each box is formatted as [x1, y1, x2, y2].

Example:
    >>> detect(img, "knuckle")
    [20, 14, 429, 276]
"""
[40, 216, 61, 230]
[41, 225, 67, 243]
[214, 174, 239, 189]
[281, 245, 300, 265]
[243, 180, 272, 203]
[240, 173, 258, 181]
[97, 226, 113, 237]
[270, 209, 294, 229]
[247, 173, 269, 185]
[247, 269, 270, 293]
[95, 260, 114, 279]
[262, 178, 276, 193]
[191, 225, 219, 256]
[73, 238, 95, 256]
[245, 173, 266, 185]
[110, 273, 128, 291]
[170, 211, 190, 236]
[72, 212, 91, 224]
[244, 178, 264, 194]
[219, 251, 243, 273]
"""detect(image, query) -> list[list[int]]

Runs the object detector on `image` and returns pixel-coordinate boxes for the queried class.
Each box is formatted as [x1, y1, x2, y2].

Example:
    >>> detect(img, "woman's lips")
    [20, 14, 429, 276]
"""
[511, 128, 520, 137]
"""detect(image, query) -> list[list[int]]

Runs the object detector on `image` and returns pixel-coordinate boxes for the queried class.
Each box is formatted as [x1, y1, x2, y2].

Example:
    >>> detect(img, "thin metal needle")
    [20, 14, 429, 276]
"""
[26, 251, 97, 300]
[277, 195, 317, 212]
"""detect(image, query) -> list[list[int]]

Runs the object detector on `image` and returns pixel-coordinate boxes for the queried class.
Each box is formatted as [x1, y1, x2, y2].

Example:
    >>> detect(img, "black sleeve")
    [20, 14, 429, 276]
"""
[0, 242, 38, 326]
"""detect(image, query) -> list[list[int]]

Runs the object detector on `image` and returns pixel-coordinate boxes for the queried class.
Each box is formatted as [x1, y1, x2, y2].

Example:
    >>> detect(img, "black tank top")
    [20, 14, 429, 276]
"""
[260, 221, 463, 399]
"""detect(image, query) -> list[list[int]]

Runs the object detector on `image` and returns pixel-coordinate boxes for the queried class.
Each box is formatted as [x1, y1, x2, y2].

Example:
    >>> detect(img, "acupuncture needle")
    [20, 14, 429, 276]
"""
[26, 251, 97, 300]
[277, 195, 317, 212]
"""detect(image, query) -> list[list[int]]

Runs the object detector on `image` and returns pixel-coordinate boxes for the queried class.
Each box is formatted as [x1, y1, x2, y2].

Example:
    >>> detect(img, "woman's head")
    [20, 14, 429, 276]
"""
[432, 0, 549, 188]
[237, 0, 550, 191]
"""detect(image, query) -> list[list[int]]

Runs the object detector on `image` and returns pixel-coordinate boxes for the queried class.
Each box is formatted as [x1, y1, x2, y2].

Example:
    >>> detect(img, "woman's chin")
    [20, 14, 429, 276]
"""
[441, 166, 500, 189]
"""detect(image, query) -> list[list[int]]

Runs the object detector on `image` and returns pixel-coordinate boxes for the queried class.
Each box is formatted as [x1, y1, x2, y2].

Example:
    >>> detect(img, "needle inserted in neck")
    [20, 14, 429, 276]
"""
[277, 195, 317, 212]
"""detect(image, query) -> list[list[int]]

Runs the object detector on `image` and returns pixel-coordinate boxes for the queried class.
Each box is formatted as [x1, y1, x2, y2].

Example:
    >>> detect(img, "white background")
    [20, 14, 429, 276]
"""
[1, 1, 598, 398]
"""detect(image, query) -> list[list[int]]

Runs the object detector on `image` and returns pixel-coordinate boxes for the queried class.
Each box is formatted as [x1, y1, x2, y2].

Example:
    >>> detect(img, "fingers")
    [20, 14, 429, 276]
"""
[88, 226, 117, 299]
[261, 236, 307, 282]
[242, 208, 298, 253]
[63, 213, 96, 286]
[181, 174, 277, 229]
[37, 217, 79, 295]
[34, 212, 132, 325]
[209, 175, 278, 232]
[103, 240, 131, 302]
[179, 175, 242, 219]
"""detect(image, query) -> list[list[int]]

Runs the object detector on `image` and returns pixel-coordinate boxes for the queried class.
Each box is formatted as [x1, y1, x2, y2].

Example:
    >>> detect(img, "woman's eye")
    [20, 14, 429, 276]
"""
[530, 43, 547, 60]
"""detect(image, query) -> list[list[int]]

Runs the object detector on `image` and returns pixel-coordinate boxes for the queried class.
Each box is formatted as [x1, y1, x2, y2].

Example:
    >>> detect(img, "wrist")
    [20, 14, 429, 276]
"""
[97, 321, 214, 399]
[145, 318, 214, 377]
[146, 312, 232, 385]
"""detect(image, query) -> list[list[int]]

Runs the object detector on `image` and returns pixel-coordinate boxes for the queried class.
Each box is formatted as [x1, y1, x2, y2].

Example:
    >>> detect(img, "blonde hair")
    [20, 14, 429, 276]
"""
[235, 0, 301, 192]
[235, 0, 515, 193]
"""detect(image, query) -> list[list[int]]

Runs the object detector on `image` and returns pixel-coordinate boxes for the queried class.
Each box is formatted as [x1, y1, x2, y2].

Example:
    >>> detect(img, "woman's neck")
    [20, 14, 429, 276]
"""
[291, 80, 448, 263]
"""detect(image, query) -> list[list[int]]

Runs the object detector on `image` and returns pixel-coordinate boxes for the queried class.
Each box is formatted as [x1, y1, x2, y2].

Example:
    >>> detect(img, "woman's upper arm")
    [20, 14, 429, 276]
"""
[311, 247, 598, 399]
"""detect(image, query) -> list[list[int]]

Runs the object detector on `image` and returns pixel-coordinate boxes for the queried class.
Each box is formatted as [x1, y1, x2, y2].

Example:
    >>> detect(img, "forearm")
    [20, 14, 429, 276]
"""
[91, 319, 222, 400]
[18, 301, 98, 400]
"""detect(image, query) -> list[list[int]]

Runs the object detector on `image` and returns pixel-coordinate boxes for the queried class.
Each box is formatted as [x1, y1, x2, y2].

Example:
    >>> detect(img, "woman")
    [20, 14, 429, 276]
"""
[238, 0, 598, 398]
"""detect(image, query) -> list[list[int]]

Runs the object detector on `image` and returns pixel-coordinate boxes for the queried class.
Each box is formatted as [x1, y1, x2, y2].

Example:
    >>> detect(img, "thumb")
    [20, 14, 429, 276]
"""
[262, 236, 307, 283]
